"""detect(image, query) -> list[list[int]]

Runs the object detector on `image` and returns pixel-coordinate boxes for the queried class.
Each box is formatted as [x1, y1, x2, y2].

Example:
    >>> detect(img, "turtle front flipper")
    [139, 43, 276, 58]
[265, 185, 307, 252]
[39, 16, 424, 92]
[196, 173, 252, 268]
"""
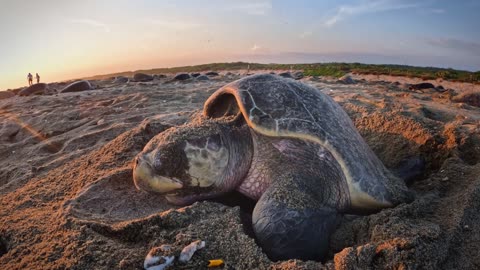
[252, 173, 347, 261]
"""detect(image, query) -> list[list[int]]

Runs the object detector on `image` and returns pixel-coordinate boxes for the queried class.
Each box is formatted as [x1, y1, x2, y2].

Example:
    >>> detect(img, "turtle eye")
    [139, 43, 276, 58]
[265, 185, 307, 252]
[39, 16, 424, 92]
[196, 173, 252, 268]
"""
[206, 135, 222, 152]
[154, 158, 162, 171]
[207, 140, 220, 152]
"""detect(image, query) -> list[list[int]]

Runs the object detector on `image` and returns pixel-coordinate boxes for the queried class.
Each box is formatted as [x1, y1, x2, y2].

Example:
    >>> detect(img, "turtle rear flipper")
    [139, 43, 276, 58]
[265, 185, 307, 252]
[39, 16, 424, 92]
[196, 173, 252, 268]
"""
[391, 156, 426, 184]
[252, 173, 345, 261]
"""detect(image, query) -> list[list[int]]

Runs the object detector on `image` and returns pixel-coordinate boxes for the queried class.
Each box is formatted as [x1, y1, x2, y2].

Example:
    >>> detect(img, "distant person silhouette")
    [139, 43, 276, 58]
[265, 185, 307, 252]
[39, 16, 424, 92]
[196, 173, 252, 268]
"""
[27, 73, 33, 86]
[36, 73, 40, 83]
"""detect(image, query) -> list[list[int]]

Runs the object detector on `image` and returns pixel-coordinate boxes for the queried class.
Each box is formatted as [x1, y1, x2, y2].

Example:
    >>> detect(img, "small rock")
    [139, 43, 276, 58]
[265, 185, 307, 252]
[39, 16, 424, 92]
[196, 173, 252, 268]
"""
[113, 76, 129, 83]
[196, 75, 210, 81]
[133, 73, 154, 82]
[205, 71, 219, 76]
[174, 73, 191, 81]
[337, 75, 356, 84]
[153, 74, 167, 80]
[278, 72, 293, 79]
[293, 71, 304, 80]
[409, 82, 435, 90]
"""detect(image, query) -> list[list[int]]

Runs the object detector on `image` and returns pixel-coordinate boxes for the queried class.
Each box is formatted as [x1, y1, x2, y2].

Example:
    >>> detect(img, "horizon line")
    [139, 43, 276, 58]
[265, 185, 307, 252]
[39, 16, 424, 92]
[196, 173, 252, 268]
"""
[3, 60, 479, 91]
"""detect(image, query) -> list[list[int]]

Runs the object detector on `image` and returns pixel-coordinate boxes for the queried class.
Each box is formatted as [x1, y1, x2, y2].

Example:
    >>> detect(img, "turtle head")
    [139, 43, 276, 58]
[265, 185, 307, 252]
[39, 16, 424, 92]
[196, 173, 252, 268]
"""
[133, 119, 252, 205]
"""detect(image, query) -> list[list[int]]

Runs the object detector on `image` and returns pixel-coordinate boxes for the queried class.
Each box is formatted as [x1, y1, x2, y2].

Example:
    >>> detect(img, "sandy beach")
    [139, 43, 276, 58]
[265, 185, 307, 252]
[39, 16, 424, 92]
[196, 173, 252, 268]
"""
[1, 72, 480, 269]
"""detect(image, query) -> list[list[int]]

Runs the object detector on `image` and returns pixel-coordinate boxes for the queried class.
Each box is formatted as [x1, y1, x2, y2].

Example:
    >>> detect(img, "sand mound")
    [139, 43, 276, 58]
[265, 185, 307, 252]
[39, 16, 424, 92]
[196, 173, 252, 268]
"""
[1, 73, 479, 269]
[205, 71, 219, 77]
[18, 83, 48, 96]
[133, 73, 154, 82]
[196, 75, 210, 81]
[453, 90, 480, 108]
[113, 76, 129, 84]
[337, 75, 355, 84]
[0, 91, 15, 100]
[173, 73, 192, 81]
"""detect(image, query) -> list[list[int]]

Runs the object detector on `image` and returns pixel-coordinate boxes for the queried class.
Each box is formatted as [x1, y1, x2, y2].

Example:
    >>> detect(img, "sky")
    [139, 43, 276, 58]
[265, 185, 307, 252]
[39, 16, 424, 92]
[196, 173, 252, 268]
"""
[1, 0, 479, 89]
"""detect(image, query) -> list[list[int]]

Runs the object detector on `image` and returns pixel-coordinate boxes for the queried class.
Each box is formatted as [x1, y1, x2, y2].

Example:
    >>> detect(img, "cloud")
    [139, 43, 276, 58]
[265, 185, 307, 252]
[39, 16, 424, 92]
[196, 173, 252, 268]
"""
[299, 31, 313, 39]
[427, 38, 480, 55]
[251, 44, 261, 51]
[69, 19, 110, 32]
[226, 1, 272, 15]
[145, 19, 201, 30]
[323, 0, 421, 27]
[249, 44, 272, 54]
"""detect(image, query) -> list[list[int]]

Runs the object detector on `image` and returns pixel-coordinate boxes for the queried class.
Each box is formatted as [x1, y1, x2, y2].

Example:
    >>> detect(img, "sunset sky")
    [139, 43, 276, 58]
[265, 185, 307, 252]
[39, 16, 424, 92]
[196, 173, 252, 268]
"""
[1, 0, 479, 90]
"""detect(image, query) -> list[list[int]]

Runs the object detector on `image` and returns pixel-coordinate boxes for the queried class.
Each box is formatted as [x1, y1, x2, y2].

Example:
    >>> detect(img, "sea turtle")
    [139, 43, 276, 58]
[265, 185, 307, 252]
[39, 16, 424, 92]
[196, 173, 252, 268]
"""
[133, 74, 415, 260]
[60, 80, 92, 93]
[173, 73, 192, 81]
[133, 73, 154, 82]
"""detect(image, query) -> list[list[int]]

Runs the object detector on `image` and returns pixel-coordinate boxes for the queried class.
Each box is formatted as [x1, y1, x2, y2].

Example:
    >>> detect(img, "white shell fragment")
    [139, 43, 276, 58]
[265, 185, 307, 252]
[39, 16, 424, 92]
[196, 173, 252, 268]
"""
[144, 255, 174, 270]
[143, 241, 205, 269]
[179, 240, 206, 263]
[144, 246, 175, 270]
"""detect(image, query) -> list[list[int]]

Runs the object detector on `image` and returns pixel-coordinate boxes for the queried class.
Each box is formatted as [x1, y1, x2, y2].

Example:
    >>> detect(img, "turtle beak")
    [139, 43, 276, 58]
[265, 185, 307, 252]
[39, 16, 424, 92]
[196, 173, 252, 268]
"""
[133, 154, 183, 193]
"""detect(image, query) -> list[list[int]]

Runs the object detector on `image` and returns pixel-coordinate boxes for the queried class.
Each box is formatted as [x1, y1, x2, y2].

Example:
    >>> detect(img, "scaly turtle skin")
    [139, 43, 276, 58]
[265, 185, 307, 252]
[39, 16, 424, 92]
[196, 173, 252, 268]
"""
[133, 74, 414, 261]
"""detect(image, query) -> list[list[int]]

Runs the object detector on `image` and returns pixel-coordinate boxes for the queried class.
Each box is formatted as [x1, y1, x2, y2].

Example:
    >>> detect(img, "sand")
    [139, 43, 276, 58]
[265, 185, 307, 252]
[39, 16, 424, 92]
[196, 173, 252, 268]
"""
[1, 72, 479, 269]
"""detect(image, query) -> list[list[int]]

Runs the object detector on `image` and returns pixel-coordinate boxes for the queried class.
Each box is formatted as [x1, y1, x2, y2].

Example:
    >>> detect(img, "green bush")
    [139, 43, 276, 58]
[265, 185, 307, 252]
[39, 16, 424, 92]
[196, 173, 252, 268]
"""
[84, 62, 479, 84]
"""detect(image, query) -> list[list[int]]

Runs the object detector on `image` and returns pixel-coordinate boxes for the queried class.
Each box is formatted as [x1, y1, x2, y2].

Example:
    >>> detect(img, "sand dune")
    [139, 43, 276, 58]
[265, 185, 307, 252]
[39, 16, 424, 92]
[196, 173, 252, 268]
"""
[1, 72, 479, 269]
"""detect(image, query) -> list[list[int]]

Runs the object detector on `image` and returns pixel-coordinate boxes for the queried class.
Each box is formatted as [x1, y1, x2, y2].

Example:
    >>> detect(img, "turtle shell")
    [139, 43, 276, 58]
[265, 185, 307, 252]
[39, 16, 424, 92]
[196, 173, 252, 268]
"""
[203, 74, 412, 210]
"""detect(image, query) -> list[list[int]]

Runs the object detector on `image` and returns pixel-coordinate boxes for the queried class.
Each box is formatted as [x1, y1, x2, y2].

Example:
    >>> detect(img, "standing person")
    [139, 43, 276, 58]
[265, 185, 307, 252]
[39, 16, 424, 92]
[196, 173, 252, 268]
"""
[35, 73, 40, 83]
[27, 73, 33, 86]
